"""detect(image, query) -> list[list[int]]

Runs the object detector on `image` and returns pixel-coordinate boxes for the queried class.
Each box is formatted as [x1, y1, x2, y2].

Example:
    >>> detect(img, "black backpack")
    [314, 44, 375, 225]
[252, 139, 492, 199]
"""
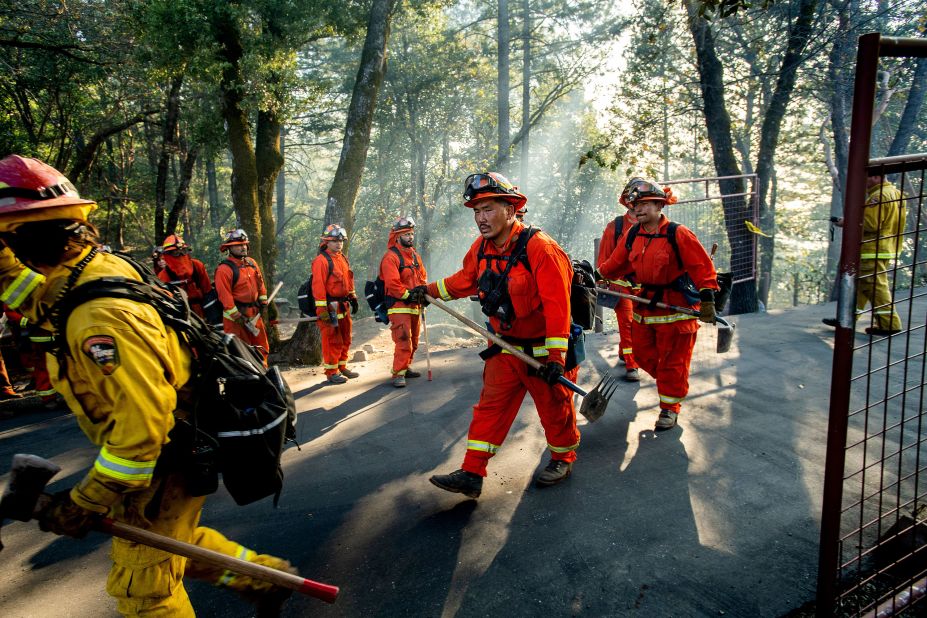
[365, 247, 420, 325]
[52, 253, 297, 507]
[297, 251, 334, 317]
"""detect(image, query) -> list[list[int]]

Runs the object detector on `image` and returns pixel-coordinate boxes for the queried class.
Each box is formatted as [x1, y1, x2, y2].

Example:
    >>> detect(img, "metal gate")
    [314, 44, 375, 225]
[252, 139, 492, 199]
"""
[817, 33, 927, 616]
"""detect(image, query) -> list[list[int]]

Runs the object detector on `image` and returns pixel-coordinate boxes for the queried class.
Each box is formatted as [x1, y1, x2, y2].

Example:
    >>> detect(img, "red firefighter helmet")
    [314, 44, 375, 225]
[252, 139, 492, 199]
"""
[463, 172, 527, 210]
[162, 233, 187, 252]
[619, 177, 677, 206]
[220, 228, 249, 251]
[0, 155, 96, 231]
[321, 223, 347, 241]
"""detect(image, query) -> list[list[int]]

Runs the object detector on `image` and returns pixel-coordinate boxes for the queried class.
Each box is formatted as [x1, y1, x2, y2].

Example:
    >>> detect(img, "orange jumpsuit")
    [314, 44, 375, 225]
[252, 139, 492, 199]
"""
[3, 307, 55, 403]
[214, 256, 269, 357]
[599, 215, 718, 414]
[311, 249, 356, 376]
[380, 231, 428, 376]
[158, 254, 212, 318]
[597, 212, 641, 370]
[426, 221, 580, 477]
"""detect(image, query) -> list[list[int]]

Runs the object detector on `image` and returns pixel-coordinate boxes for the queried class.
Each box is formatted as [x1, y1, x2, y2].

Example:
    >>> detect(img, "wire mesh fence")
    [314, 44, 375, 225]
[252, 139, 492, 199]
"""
[818, 33, 927, 618]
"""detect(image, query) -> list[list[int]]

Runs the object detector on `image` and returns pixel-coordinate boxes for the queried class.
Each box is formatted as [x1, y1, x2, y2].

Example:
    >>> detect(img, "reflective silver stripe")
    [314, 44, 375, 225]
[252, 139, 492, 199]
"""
[634, 312, 698, 325]
[467, 440, 499, 454]
[216, 410, 287, 438]
[437, 279, 451, 301]
[92, 447, 156, 484]
[659, 393, 684, 404]
[546, 337, 568, 350]
[0, 269, 45, 309]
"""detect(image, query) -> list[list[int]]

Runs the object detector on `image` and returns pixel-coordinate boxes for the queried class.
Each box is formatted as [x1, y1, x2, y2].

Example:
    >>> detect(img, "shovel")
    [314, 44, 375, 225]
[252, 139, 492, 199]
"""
[595, 287, 735, 354]
[425, 294, 618, 422]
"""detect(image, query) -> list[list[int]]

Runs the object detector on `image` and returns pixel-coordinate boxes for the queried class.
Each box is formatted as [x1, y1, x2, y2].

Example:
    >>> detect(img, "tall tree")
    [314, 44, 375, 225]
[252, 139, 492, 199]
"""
[498, 0, 512, 169]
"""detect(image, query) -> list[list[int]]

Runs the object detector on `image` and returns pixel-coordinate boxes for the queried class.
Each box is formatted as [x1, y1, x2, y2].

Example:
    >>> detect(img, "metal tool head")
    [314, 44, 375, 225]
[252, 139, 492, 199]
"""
[715, 317, 735, 354]
[1, 454, 61, 522]
[578, 371, 620, 422]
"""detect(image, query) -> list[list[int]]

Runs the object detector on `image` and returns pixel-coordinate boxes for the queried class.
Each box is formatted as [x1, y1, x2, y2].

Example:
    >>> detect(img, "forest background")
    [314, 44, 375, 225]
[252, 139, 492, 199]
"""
[1, 0, 925, 362]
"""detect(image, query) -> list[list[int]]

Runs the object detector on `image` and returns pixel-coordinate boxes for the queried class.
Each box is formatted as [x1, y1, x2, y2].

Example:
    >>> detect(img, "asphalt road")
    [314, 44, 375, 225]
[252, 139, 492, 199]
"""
[0, 302, 841, 617]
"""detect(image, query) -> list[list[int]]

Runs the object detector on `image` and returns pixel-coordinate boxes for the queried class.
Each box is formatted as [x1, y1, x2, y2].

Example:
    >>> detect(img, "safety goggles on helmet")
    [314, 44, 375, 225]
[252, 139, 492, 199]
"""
[463, 172, 519, 202]
[0, 179, 80, 202]
[321, 223, 347, 241]
[392, 216, 416, 232]
[622, 178, 669, 205]
[224, 229, 248, 243]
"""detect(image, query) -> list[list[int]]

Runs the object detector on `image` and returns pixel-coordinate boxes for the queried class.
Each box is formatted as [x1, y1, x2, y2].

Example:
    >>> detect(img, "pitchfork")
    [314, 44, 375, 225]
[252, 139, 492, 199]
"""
[425, 294, 619, 422]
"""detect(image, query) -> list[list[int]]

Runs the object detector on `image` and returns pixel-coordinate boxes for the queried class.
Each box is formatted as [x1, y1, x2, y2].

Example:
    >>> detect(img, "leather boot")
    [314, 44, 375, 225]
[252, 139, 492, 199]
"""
[655, 409, 678, 430]
[535, 460, 572, 486]
[429, 469, 482, 498]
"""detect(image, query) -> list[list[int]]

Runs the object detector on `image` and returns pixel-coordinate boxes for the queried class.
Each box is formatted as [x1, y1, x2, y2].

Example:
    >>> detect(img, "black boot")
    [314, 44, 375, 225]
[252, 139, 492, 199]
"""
[429, 469, 482, 498]
[535, 460, 573, 486]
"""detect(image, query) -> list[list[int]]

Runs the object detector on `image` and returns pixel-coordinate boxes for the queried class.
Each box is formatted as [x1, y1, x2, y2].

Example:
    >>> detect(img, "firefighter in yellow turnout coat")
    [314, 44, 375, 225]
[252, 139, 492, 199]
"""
[0, 155, 294, 616]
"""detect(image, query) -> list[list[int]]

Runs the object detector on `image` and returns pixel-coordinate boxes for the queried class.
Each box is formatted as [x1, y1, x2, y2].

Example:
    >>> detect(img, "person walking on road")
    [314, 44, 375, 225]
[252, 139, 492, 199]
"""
[597, 182, 645, 382]
[312, 224, 359, 384]
[0, 154, 296, 616]
[408, 172, 580, 498]
[379, 216, 428, 388]
[823, 174, 906, 336]
[598, 178, 719, 431]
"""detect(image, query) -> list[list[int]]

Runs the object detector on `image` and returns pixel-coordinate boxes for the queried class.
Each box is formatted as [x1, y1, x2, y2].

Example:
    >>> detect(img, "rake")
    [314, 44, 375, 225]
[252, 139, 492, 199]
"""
[425, 294, 619, 422]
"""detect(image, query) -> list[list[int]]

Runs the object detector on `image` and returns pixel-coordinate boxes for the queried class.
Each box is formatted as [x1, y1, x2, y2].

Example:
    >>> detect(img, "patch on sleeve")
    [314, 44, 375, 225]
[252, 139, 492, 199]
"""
[81, 336, 120, 375]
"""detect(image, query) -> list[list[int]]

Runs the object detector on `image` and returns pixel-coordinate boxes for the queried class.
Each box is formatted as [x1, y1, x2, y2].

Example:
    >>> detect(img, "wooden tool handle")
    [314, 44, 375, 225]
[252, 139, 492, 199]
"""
[99, 519, 339, 604]
[425, 295, 587, 396]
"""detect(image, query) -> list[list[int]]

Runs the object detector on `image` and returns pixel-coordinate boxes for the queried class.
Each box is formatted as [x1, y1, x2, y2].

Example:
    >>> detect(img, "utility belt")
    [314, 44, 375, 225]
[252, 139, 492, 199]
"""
[478, 324, 585, 372]
[638, 273, 700, 308]
[235, 300, 262, 311]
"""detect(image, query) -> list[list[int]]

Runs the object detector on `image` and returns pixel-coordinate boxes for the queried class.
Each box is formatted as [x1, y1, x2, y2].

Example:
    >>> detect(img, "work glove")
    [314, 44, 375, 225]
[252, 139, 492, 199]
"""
[37, 490, 100, 539]
[536, 361, 565, 386]
[407, 285, 430, 306]
[349, 297, 359, 315]
[227, 308, 243, 323]
[317, 311, 331, 323]
[698, 289, 716, 324]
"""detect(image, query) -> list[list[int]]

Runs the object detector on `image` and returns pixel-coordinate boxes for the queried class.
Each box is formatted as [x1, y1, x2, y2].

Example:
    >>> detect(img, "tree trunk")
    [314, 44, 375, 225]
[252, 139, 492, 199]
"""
[685, 0, 756, 314]
[520, 0, 530, 188]
[886, 54, 926, 157]
[215, 6, 263, 266]
[255, 110, 282, 285]
[155, 75, 183, 243]
[498, 0, 511, 171]
[276, 128, 287, 266]
[754, 0, 818, 308]
[322, 0, 396, 242]
[165, 147, 197, 237]
[207, 158, 220, 227]
[281, 0, 396, 366]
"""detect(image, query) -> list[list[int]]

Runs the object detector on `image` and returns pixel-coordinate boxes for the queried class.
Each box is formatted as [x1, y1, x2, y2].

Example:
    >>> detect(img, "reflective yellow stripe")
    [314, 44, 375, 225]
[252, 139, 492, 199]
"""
[860, 253, 901, 260]
[621, 347, 633, 355]
[92, 447, 156, 485]
[29, 336, 54, 343]
[222, 308, 239, 319]
[400, 290, 410, 300]
[548, 440, 580, 453]
[387, 307, 421, 315]
[500, 345, 548, 357]
[633, 312, 698, 325]
[467, 440, 500, 454]
[336, 312, 345, 319]
[322, 363, 339, 369]
[217, 545, 255, 586]
[545, 337, 568, 350]
[873, 309, 896, 315]
[0, 269, 45, 309]
[19, 317, 29, 328]
[258, 295, 267, 302]
[315, 300, 328, 307]
[36, 388, 56, 397]
[659, 393, 684, 404]
[437, 279, 452, 301]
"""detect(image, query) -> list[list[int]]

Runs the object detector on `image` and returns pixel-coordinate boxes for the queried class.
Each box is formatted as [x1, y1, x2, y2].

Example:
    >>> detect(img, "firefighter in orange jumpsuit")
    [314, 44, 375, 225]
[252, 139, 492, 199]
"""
[214, 229, 269, 359]
[3, 306, 57, 407]
[312, 224, 358, 384]
[0, 154, 295, 616]
[409, 172, 580, 498]
[596, 181, 646, 382]
[379, 216, 428, 388]
[157, 234, 212, 318]
[598, 178, 718, 430]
